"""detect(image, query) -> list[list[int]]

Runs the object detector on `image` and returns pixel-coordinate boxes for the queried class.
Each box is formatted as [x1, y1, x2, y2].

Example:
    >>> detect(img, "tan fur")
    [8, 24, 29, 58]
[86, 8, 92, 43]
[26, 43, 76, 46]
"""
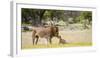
[32, 26, 60, 45]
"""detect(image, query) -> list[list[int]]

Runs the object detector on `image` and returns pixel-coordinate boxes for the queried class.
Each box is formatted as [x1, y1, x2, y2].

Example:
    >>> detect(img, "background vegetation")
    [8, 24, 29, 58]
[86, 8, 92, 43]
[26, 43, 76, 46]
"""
[21, 8, 92, 49]
[21, 8, 92, 29]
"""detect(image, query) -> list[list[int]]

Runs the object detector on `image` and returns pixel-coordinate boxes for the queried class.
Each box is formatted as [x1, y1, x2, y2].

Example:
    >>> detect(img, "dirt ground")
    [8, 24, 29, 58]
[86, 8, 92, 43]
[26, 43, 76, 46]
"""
[21, 29, 92, 49]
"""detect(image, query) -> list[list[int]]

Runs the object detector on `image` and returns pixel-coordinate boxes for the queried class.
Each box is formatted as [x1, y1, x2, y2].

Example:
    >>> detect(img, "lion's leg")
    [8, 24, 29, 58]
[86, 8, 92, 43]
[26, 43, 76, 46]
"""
[32, 37, 35, 45]
[35, 35, 39, 44]
[56, 35, 62, 44]
[32, 30, 36, 45]
[49, 36, 52, 44]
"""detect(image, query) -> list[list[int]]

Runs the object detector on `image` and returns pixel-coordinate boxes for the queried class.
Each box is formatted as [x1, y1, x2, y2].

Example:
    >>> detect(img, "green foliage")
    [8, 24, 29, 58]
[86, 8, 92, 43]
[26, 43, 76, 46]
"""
[21, 8, 92, 27]
[76, 11, 92, 23]
[76, 11, 92, 29]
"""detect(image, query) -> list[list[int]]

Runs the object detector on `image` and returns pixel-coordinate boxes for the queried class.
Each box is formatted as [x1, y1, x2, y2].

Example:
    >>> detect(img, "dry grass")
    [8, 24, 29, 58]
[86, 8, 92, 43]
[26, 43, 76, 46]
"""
[21, 29, 92, 49]
[22, 42, 92, 49]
